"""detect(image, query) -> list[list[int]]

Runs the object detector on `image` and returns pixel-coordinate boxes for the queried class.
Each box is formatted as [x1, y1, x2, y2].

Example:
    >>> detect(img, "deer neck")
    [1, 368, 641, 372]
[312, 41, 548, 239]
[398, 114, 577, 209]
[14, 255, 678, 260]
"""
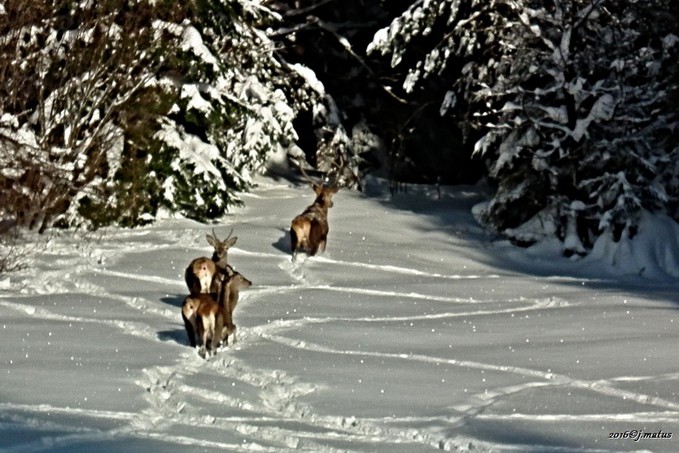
[217, 282, 230, 309]
[218, 283, 239, 312]
[227, 286, 239, 312]
[212, 253, 228, 270]
[313, 198, 331, 212]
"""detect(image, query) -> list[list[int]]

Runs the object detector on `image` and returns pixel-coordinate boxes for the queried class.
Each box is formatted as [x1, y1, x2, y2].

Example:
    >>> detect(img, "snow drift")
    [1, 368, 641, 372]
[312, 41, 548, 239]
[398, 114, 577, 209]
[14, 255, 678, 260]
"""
[0, 177, 678, 452]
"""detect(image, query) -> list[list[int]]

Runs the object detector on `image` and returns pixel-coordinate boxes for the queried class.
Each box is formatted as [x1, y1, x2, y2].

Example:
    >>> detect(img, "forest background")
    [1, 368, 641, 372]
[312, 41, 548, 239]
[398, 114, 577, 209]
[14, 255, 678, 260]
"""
[0, 0, 677, 268]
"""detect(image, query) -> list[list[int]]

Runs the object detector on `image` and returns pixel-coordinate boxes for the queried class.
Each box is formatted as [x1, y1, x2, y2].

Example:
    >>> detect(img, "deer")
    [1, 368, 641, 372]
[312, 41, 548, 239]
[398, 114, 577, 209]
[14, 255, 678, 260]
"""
[290, 155, 344, 259]
[182, 270, 252, 357]
[184, 228, 237, 296]
[181, 263, 234, 348]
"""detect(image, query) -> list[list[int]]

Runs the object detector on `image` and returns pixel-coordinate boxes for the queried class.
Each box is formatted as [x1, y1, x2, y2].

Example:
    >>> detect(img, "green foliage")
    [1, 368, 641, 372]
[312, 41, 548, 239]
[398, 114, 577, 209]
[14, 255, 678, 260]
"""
[75, 85, 173, 228]
[0, 0, 316, 231]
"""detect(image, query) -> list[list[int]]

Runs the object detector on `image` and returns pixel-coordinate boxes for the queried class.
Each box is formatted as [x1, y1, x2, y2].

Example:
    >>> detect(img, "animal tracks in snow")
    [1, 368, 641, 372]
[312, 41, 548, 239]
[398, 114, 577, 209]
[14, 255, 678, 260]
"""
[125, 245, 678, 452]
[2, 185, 679, 453]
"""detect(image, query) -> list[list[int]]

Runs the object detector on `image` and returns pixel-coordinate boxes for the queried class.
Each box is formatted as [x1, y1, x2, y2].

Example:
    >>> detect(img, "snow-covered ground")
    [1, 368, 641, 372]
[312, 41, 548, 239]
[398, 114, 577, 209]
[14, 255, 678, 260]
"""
[1, 176, 678, 452]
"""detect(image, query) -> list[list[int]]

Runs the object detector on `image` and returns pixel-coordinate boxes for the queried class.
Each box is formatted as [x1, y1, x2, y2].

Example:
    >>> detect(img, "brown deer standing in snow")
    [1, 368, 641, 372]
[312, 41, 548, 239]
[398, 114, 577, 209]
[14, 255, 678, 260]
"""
[290, 156, 344, 259]
[181, 270, 252, 356]
[184, 228, 237, 296]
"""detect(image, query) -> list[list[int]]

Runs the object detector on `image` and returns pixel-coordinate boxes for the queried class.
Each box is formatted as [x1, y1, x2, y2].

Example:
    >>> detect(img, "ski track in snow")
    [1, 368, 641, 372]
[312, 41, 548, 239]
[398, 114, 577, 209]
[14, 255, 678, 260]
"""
[1, 196, 678, 452]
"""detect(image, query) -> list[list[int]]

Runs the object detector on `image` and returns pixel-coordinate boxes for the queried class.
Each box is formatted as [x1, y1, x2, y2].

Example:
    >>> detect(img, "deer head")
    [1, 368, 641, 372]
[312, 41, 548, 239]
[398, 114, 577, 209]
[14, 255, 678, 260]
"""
[206, 228, 238, 266]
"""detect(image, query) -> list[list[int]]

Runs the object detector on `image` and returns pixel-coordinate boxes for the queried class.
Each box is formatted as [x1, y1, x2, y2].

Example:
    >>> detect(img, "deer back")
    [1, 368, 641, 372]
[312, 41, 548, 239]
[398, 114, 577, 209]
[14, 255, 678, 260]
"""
[195, 292, 221, 340]
[185, 229, 238, 295]
[182, 293, 209, 348]
[185, 258, 217, 295]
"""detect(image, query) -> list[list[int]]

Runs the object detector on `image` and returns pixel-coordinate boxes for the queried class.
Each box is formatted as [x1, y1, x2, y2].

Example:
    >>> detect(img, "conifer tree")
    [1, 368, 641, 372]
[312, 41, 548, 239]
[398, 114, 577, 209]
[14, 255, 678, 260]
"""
[0, 0, 318, 230]
[369, 0, 679, 254]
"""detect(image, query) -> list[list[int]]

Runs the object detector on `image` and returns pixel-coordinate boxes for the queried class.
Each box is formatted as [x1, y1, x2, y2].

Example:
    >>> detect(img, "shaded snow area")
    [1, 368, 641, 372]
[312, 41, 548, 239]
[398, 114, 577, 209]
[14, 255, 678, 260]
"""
[1, 177, 678, 452]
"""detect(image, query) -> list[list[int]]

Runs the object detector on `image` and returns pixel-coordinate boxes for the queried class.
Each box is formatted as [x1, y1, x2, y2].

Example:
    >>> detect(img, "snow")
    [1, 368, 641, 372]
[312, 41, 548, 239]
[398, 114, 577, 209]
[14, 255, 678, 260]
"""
[572, 94, 616, 142]
[155, 120, 224, 184]
[181, 84, 213, 114]
[589, 211, 679, 279]
[1, 176, 678, 452]
[288, 64, 325, 95]
[153, 21, 219, 70]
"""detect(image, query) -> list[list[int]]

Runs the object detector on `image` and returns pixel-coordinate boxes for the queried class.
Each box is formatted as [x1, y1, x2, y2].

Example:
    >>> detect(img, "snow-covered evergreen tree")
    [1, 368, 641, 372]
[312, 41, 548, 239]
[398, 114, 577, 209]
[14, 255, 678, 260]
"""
[0, 0, 166, 231]
[137, 0, 316, 224]
[0, 0, 319, 230]
[368, 0, 679, 255]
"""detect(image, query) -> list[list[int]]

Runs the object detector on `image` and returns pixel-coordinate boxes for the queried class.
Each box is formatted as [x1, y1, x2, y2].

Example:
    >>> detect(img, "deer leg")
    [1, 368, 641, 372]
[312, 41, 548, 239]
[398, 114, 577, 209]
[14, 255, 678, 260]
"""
[200, 329, 211, 357]
[198, 318, 214, 357]
[212, 316, 224, 353]
[319, 232, 328, 253]
[182, 312, 197, 348]
[317, 239, 327, 254]
[290, 227, 299, 254]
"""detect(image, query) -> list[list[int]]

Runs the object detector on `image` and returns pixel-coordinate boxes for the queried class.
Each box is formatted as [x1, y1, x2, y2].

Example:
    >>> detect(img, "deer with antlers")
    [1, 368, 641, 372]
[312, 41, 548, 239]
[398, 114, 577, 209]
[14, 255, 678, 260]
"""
[184, 228, 237, 296]
[290, 156, 344, 258]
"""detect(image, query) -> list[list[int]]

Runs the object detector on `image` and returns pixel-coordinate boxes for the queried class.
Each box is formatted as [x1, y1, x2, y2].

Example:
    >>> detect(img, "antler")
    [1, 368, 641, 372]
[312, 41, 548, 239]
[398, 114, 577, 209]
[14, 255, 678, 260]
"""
[295, 157, 320, 186]
[296, 153, 350, 189]
[330, 153, 345, 188]
[210, 227, 234, 243]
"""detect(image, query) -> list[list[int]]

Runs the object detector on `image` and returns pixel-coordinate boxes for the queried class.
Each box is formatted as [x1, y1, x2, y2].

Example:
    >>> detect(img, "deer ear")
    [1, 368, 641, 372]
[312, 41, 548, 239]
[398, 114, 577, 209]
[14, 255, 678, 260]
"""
[206, 234, 217, 247]
[313, 184, 323, 195]
[225, 236, 238, 248]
